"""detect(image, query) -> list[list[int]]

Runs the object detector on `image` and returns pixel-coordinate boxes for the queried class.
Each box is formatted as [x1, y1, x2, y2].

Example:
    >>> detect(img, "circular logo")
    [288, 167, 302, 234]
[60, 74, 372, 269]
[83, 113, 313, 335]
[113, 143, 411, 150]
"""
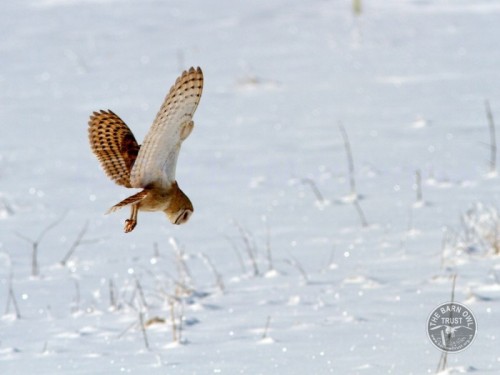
[427, 302, 477, 353]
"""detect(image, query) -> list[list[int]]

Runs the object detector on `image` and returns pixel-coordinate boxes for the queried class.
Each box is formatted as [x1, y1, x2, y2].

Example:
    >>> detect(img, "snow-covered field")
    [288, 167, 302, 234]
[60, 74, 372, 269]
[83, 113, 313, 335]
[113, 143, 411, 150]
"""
[2, 0, 500, 373]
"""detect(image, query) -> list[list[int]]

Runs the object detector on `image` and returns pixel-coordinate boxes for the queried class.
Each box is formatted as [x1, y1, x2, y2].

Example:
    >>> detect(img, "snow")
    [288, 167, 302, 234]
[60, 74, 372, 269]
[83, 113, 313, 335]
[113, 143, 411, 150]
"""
[1, 0, 500, 373]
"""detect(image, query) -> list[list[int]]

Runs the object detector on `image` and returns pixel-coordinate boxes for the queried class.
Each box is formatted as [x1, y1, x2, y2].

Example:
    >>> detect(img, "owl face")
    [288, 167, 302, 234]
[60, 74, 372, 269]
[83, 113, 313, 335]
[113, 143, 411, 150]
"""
[167, 208, 193, 225]
[164, 183, 193, 225]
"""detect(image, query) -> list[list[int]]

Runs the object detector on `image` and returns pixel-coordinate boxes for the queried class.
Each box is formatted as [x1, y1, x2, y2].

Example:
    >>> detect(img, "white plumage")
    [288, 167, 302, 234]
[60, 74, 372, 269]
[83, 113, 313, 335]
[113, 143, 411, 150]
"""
[130, 67, 203, 188]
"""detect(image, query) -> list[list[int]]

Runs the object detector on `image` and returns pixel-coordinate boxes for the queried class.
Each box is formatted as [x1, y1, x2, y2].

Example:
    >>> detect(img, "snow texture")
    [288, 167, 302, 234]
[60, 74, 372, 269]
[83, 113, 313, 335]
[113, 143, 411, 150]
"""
[1, 0, 500, 374]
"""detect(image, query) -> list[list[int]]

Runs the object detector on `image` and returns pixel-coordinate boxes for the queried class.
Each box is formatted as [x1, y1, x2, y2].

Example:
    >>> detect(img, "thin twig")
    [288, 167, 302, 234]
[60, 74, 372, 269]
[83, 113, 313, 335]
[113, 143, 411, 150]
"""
[135, 278, 148, 309]
[450, 273, 457, 303]
[0, 197, 14, 216]
[169, 297, 178, 343]
[16, 212, 67, 276]
[198, 252, 224, 292]
[436, 339, 448, 374]
[486, 100, 497, 174]
[262, 316, 272, 339]
[234, 221, 259, 276]
[415, 169, 423, 203]
[60, 221, 99, 265]
[109, 279, 117, 310]
[178, 299, 184, 343]
[36, 212, 67, 244]
[117, 321, 138, 339]
[169, 237, 193, 286]
[436, 274, 457, 373]
[139, 311, 150, 350]
[5, 274, 21, 319]
[353, 199, 368, 227]
[285, 256, 309, 283]
[266, 223, 274, 272]
[339, 123, 357, 197]
[301, 178, 325, 203]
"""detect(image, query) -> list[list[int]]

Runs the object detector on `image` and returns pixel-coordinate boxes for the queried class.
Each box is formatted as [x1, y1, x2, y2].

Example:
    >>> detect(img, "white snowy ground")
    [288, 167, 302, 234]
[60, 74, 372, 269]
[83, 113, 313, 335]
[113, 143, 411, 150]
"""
[1, 0, 500, 373]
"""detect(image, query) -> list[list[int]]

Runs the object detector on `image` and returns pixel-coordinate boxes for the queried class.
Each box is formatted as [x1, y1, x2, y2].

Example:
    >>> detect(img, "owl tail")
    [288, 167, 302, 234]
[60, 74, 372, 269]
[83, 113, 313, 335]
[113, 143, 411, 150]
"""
[106, 189, 149, 214]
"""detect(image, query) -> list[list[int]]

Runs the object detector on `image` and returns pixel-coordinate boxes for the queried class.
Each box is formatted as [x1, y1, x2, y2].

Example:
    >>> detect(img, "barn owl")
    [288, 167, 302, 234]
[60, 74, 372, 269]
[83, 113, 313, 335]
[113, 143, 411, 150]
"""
[88, 67, 203, 233]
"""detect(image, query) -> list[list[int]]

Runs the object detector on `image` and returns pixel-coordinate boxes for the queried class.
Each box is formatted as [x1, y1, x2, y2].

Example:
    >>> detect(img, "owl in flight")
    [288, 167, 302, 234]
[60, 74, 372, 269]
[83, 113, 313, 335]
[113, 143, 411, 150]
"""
[88, 67, 203, 233]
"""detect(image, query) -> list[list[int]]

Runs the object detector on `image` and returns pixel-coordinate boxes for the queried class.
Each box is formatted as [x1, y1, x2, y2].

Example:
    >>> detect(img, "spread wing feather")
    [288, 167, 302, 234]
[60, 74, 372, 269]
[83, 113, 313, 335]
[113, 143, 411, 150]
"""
[106, 189, 149, 214]
[130, 67, 203, 188]
[88, 110, 140, 188]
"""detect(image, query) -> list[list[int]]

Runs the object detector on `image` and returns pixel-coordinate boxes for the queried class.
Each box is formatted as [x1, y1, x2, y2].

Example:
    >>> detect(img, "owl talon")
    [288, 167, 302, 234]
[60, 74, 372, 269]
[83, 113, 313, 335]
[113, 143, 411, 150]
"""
[124, 219, 137, 233]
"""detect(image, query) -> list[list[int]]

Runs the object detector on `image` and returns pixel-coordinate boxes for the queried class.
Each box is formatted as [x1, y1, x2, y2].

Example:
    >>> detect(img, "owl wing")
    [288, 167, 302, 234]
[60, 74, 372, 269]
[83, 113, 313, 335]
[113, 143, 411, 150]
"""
[88, 110, 141, 188]
[130, 67, 203, 188]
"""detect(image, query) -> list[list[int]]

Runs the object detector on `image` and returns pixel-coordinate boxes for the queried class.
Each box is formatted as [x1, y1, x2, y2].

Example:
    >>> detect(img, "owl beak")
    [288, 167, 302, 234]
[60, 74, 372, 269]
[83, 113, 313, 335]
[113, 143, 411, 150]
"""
[174, 209, 192, 225]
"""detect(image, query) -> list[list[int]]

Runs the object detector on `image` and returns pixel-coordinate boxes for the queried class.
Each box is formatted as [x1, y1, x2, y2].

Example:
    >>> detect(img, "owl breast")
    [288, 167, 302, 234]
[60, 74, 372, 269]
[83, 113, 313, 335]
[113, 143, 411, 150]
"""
[137, 188, 172, 212]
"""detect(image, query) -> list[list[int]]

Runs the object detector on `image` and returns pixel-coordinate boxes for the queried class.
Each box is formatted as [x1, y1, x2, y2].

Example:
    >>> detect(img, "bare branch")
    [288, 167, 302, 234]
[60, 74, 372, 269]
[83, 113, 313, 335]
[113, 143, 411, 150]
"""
[15, 232, 34, 244]
[15, 211, 67, 276]
[60, 220, 94, 265]
[36, 211, 67, 244]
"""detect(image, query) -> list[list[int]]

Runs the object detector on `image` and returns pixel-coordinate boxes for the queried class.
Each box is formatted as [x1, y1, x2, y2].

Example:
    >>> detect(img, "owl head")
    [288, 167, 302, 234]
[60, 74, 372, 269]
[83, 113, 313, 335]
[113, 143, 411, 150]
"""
[164, 182, 194, 225]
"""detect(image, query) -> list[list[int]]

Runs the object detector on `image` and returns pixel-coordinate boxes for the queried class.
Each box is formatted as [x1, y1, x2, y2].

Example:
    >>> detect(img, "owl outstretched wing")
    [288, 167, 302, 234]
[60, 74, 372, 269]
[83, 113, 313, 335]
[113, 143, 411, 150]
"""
[130, 67, 203, 188]
[88, 110, 141, 188]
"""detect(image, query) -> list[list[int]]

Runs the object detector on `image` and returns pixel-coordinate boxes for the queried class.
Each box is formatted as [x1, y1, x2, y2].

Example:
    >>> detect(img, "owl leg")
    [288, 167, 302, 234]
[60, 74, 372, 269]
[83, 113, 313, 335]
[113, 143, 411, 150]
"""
[180, 120, 194, 140]
[124, 204, 139, 233]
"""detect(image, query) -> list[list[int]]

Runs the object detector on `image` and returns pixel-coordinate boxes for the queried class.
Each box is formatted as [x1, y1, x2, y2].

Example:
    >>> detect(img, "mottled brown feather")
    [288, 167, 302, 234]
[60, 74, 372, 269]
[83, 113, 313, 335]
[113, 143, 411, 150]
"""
[162, 66, 203, 113]
[106, 189, 149, 214]
[88, 110, 140, 188]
